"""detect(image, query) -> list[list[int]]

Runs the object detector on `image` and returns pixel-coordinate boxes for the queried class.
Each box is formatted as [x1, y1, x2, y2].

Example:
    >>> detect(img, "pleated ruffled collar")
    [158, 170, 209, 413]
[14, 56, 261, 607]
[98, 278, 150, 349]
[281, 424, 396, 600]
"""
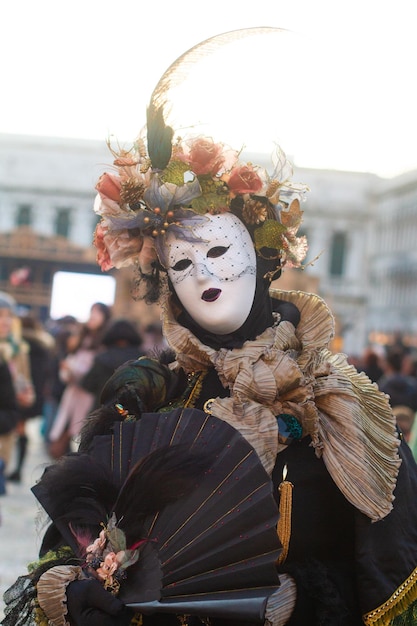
[161, 289, 401, 521]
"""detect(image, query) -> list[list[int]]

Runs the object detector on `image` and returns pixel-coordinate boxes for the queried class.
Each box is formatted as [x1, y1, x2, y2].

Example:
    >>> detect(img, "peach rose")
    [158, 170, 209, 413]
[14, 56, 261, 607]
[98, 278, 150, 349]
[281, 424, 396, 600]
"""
[96, 552, 119, 582]
[227, 165, 263, 195]
[105, 229, 143, 269]
[96, 173, 122, 203]
[178, 138, 225, 176]
[86, 529, 107, 561]
[93, 223, 113, 271]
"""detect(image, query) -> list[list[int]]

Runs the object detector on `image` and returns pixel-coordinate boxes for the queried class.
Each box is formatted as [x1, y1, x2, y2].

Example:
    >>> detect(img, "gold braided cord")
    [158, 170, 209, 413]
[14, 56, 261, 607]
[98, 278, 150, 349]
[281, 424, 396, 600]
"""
[364, 566, 417, 625]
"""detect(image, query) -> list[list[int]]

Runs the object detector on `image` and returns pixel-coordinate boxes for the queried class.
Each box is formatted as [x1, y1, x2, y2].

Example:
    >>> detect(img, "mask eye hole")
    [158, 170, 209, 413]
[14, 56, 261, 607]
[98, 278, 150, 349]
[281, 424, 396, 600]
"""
[172, 259, 192, 271]
[207, 245, 230, 259]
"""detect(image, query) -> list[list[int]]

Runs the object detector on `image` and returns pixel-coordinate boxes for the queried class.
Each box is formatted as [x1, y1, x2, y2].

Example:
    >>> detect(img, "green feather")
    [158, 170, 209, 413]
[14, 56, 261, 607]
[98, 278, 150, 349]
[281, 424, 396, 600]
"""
[146, 103, 174, 171]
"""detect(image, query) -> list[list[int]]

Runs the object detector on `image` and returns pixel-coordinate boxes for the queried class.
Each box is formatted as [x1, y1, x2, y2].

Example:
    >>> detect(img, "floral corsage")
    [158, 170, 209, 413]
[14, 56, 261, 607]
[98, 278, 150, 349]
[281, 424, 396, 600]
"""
[85, 513, 144, 595]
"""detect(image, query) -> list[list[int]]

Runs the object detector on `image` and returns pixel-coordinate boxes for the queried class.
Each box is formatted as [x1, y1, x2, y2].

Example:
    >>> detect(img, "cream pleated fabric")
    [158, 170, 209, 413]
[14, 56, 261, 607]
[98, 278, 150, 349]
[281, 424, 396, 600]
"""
[37, 565, 85, 626]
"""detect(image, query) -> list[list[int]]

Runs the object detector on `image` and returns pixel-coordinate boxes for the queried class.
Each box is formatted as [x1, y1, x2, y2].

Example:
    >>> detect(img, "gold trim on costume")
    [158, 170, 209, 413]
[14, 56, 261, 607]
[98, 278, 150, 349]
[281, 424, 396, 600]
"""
[183, 371, 206, 408]
[364, 566, 417, 625]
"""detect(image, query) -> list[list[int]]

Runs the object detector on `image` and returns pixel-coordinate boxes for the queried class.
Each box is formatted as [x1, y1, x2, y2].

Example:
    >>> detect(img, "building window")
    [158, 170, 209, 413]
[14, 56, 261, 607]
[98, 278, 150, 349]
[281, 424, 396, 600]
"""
[42, 268, 53, 285]
[55, 208, 71, 238]
[16, 204, 32, 227]
[330, 232, 346, 276]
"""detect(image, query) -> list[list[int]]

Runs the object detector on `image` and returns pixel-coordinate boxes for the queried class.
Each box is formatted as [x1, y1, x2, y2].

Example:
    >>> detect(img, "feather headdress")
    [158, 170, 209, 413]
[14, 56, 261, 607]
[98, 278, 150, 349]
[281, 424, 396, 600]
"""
[146, 27, 286, 170]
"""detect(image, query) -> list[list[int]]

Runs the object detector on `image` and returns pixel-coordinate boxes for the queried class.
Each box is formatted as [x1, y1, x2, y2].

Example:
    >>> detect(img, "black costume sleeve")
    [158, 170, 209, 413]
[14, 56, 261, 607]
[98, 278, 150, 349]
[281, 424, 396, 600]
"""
[99, 357, 184, 413]
[79, 357, 186, 452]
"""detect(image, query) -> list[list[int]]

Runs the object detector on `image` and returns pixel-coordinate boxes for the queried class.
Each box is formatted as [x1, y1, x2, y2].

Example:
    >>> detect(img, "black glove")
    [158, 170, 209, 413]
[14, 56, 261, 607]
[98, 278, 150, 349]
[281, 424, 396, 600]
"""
[66, 578, 133, 626]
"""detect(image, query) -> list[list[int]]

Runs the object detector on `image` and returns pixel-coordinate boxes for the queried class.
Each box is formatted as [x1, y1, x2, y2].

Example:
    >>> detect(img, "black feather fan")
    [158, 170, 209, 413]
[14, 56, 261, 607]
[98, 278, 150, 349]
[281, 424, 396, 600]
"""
[89, 408, 282, 620]
[32, 454, 118, 555]
[32, 408, 282, 621]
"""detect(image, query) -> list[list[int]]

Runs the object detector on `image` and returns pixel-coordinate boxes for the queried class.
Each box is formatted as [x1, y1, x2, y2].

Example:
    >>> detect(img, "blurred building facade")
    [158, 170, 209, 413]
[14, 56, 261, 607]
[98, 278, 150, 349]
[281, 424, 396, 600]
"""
[367, 171, 417, 346]
[1, 133, 417, 354]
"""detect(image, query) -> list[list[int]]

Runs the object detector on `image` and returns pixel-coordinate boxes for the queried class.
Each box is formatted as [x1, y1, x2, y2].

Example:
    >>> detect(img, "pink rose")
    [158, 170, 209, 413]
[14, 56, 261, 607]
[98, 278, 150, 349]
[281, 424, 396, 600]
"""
[227, 165, 263, 195]
[96, 173, 122, 203]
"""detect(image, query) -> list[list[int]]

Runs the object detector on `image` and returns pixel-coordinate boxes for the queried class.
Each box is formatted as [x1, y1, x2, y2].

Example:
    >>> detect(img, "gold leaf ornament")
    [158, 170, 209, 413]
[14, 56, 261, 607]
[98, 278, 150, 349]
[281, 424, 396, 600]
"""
[280, 198, 303, 230]
[160, 160, 193, 186]
[254, 219, 287, 256]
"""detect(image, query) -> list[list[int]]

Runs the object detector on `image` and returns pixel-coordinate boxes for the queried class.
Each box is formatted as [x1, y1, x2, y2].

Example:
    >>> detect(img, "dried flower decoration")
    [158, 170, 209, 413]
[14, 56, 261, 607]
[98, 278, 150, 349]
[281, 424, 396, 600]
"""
[93, 135, 309, 277]
[85, 513, 143, 595]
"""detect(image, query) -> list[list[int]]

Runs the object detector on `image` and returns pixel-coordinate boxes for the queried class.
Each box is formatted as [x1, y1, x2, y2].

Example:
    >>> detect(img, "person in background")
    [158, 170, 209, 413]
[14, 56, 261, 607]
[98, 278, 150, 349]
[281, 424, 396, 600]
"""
[141, 321, 168, 356]
[0, 292, 35, 483]
[41, 315, 79, 443]
[81, 318, 144, 410]
[377, 349, 417, 445]
[378, 349, 417, 409]
[47, 302, 112, 459]
[359, 346, 384, 384]
[7, 314, 55, 483]
[0, 359, 19, 495]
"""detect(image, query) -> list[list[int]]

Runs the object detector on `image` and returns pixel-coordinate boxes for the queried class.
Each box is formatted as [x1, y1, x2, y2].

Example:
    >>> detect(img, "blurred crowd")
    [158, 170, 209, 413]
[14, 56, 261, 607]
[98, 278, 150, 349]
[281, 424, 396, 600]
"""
[349, 340, 417, 456]
[0, 290, 167, 495]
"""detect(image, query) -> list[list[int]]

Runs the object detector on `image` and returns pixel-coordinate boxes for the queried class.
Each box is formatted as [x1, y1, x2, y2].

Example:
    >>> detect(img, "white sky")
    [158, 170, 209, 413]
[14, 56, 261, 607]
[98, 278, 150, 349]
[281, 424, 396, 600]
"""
[1, 0, 416, 178]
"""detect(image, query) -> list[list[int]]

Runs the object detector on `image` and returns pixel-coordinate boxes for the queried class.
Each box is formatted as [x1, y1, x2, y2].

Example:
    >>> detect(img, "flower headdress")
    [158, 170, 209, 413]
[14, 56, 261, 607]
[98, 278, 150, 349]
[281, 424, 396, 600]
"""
[92, 28, 309, 297]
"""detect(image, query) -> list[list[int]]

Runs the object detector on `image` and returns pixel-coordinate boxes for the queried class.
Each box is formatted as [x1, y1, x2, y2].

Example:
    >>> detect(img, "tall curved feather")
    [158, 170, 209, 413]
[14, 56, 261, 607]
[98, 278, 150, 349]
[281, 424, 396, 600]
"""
[149, 27, 285, 111]
[146, 26, 285, 170]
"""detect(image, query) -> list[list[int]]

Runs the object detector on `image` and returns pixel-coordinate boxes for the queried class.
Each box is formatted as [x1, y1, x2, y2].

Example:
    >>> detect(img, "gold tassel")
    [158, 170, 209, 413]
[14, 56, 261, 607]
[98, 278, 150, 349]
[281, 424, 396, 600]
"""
[276, 464, 293, 566]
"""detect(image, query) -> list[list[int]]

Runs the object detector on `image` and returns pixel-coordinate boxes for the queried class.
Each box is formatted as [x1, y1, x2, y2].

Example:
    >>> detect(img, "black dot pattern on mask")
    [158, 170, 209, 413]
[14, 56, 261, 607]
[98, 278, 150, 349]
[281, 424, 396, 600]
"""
[167, 213, 256, 284]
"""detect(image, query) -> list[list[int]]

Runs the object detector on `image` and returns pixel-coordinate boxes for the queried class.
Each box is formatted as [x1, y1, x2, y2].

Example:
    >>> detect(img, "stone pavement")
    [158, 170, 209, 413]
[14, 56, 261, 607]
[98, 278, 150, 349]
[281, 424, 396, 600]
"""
[0, 418, 51, 621]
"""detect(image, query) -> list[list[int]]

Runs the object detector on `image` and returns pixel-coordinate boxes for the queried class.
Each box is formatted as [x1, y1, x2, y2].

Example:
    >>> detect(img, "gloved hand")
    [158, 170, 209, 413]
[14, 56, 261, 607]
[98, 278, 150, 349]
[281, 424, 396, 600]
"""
[66, 578, 134, 626]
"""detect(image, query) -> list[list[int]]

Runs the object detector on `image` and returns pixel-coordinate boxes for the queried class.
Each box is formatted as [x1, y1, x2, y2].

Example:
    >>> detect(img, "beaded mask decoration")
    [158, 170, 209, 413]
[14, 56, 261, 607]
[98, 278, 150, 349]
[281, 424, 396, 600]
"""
[92, 28, 309, 294]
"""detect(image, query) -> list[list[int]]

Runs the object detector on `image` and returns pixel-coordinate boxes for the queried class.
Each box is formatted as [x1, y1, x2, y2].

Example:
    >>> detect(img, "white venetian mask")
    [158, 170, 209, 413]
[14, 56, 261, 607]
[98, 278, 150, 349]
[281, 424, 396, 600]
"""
[166, 213, 257, 334]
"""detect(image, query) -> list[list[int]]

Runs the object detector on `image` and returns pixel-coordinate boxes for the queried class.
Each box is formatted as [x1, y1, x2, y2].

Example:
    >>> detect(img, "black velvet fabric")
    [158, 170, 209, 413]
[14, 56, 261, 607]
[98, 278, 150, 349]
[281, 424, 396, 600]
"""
[272, 438, 362, 625]
[272, 435, 417, 624]
[354, 438, 417, 614]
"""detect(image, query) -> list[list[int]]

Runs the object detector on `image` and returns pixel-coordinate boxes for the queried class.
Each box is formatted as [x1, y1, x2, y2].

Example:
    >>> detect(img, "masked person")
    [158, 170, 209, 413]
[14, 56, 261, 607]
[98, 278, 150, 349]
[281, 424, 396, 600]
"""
[3, 28, 417, 626]
[0, 292, 35, 486]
